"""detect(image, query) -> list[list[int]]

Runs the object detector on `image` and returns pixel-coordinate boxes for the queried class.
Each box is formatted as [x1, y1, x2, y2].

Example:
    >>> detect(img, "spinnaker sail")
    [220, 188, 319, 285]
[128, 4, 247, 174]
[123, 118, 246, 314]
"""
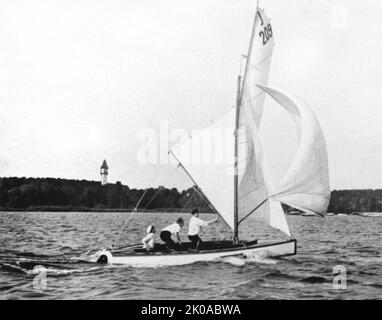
[258, 85, 331, 216]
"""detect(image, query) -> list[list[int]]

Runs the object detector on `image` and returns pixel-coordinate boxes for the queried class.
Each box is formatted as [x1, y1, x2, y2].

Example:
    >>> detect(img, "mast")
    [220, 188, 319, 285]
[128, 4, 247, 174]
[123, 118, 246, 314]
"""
[233, 75, 241, 244]
[233, 1, 260, 244]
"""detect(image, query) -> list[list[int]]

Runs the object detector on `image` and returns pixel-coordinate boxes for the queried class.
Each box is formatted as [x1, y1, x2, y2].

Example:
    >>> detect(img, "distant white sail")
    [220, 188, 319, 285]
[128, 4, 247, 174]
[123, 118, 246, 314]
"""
[258, 85, 331, 216]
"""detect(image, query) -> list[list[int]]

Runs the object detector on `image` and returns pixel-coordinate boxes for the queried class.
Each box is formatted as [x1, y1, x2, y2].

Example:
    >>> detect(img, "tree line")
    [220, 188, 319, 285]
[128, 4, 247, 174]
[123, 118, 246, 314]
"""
[0, 177, 381, 213]
[327, 189, 382, 213]
[0, 177, 210, 212]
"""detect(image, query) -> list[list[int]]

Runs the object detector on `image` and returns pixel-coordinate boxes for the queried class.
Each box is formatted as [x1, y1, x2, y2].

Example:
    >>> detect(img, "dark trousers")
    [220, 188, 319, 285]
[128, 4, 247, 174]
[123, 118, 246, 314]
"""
[160, 231, 176, 249]
[188, 234, 202, 249]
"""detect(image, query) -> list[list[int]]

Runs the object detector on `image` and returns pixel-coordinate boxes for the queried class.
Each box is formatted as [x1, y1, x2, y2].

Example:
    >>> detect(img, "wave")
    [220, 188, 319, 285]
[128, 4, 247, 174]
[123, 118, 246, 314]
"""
[0, 260, 103, 277]
[218, 250, 279, 266]
[300, 276, 328, 284]
[262, 270, 300, 281]
[219, 257, 246, 266]
[0, 248, 103, 276]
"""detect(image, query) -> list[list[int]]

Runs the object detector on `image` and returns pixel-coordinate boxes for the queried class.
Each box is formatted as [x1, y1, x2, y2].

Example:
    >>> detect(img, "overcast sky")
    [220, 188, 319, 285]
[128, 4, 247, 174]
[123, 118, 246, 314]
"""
[0, 0, 381, 190]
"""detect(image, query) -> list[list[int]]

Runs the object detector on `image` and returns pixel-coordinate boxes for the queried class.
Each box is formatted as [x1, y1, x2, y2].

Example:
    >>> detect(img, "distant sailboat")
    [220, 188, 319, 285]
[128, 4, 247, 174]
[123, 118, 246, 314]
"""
[359, 212, 382, 217]
[94, 2, 330, 266]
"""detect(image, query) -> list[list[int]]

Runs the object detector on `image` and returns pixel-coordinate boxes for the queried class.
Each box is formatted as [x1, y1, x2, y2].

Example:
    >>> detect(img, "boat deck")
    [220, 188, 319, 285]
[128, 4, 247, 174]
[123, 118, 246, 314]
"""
[112, 239, 260, 256]
[95, 239, 297, 264]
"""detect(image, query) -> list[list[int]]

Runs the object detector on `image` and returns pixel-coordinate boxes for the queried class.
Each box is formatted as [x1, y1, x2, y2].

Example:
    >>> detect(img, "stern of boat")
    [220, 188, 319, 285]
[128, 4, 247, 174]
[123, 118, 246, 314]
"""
[244, 238, 297, 259]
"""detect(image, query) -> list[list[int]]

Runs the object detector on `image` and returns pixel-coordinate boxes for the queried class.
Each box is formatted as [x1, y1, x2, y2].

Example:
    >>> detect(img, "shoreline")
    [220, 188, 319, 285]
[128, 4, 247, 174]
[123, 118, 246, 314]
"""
[1, 177, 382, 214]
[0, 206, 198, 213]
[0, 206, 381, 216]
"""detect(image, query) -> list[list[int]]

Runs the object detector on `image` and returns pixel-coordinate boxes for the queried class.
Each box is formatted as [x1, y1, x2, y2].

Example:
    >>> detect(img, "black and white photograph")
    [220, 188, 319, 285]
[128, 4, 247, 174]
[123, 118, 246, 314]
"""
[0, 0, 381, 304]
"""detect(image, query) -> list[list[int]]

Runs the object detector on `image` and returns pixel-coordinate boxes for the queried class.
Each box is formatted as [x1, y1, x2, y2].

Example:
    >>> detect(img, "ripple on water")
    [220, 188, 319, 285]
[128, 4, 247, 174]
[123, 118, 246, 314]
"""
[0, 212, 381, 299]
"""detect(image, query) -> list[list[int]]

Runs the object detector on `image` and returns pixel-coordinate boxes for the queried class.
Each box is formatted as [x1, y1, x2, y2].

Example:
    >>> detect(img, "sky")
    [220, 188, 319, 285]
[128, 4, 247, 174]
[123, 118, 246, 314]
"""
[0, 0, 381, 190]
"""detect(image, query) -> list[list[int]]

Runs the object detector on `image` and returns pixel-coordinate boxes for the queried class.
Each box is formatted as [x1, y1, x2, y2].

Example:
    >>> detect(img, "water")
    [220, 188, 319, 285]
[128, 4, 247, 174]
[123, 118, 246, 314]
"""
[0, 212, 381, 299]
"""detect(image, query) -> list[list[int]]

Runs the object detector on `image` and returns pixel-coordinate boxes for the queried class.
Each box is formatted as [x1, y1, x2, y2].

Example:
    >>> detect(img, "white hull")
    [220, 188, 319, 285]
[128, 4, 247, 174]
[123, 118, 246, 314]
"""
[93, 239, 296, 267]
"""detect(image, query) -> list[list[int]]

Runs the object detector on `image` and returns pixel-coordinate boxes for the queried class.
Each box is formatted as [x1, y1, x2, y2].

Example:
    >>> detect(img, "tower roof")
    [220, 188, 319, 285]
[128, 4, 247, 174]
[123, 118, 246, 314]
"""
[101, 160, 109, 169]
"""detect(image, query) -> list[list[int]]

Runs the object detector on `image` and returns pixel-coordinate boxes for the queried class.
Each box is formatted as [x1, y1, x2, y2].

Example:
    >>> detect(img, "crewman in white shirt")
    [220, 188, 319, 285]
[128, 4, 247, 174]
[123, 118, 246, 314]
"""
[187, 208, 218, 250]
[142, 225, 156, 251]
[160, 218, 184, 250]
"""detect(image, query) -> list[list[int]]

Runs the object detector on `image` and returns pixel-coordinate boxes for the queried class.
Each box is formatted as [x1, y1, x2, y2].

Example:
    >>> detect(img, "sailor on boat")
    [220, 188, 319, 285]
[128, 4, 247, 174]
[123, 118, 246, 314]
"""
[160, 218, 184, 251]
[188, 208, 218, 250]
[142, 225, 156, 251]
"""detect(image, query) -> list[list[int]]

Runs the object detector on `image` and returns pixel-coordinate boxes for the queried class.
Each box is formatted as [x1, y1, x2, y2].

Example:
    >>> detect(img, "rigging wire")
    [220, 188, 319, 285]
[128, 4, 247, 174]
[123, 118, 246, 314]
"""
[74, 170, 162, 257]
[212, 222, 228, 241]
[109, 168, 160, 248]
[110, 165, 180, 249]
[180, 187, 197, 212]
[141, 166, 180, 212]
[178, 185, 228, 240]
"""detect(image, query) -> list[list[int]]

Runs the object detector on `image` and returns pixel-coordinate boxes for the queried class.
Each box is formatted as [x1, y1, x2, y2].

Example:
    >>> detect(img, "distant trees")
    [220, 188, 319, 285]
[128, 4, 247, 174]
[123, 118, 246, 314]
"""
[0, 177, 381, 213]
[0, 177, 212, 212]
[327, 189, 382, 213]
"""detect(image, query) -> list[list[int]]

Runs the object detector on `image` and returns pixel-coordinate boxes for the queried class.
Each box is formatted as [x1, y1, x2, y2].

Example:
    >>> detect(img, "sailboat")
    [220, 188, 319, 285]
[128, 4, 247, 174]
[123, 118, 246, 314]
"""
[93, 3, 330, 267]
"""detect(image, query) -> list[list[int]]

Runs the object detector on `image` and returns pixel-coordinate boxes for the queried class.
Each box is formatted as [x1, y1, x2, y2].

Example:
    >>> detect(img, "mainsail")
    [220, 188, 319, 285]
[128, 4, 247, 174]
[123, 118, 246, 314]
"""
[169, 110, 236, 229]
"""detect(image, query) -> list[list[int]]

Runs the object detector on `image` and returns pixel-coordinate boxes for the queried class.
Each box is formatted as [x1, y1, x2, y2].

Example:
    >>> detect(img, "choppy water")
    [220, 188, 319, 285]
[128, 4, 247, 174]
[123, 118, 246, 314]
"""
[0, 212, 381, 299]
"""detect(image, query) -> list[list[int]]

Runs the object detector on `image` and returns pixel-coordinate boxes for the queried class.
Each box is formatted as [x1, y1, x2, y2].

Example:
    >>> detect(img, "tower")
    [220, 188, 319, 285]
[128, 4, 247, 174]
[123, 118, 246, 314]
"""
[100, 160, 109, 185]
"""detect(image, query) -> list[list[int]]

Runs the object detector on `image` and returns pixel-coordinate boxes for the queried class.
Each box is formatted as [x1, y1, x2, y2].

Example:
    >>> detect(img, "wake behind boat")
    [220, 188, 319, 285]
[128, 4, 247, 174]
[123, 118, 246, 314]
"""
[93, 1, 330, 267]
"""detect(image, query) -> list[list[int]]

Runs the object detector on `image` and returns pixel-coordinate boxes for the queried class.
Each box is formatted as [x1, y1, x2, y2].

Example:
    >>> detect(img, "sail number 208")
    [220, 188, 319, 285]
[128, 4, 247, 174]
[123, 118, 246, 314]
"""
[257, 11, 273, 46]
[259, 24, 273, 46]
